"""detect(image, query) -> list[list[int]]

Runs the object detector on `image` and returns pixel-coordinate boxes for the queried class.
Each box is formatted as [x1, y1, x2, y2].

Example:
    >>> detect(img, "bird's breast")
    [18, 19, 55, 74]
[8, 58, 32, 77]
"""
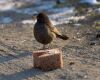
[34, 23, 54, 44]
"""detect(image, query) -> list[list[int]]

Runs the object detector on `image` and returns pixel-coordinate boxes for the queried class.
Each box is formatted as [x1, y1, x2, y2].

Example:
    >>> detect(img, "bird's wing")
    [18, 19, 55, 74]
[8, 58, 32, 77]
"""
[46, 22, 61, 35]
[46, 22, 69, 40]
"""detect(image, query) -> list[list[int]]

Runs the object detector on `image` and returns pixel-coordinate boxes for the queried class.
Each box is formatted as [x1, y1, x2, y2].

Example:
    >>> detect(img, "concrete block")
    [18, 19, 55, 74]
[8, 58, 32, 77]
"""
[33, 48, 63, 71]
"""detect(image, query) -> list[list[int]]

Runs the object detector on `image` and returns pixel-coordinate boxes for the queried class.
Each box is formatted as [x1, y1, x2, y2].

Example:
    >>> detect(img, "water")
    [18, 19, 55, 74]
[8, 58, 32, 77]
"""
[0, 0, 75, 24]
[0, 16, 13, 24]
[20, 7, 74, 25]
[80, 0, 99, 4]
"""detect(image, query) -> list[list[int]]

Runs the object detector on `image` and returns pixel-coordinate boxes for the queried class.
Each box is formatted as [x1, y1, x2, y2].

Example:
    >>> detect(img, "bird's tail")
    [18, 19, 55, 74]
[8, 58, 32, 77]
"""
[56, 34, 69, 40]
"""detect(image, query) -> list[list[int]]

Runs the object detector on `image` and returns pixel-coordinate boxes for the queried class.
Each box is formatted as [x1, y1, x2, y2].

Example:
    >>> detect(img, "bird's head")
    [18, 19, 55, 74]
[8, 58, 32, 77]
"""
[36, 12, 50, 23]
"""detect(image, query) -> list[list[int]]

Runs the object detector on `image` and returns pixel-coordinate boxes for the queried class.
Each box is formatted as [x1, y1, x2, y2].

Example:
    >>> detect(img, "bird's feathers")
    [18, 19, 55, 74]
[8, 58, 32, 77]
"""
[56, 34, 69, 40]
[46, 23, 69, 40]
[34, 12, 69, 46]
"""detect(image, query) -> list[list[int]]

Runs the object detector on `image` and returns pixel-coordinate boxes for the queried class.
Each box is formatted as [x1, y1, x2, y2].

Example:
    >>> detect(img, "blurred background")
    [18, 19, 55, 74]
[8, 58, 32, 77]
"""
[0, 0, 100, 24]
[0, 1, 100, 80]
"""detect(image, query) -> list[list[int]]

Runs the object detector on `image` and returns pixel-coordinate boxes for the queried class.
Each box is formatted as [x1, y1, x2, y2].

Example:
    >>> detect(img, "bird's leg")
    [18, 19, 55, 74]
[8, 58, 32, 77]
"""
[47, 44, 50, 49]
[42, 45, 46, 50]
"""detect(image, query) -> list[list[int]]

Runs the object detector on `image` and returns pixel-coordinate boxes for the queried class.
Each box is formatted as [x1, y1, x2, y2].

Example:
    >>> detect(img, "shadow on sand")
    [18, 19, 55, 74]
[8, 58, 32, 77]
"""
[0, 41, 32, 63]
[0, 68, 45, 80]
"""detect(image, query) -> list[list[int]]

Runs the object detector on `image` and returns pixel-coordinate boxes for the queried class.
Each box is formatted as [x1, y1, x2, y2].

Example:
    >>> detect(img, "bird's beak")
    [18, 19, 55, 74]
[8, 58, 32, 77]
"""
[32, 16, 36, 19]
[32, 13, 38, 19]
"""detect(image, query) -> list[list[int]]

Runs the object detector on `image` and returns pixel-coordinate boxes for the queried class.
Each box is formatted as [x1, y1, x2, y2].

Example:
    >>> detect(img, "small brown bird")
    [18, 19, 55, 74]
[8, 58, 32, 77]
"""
[33, 12, 69, 49]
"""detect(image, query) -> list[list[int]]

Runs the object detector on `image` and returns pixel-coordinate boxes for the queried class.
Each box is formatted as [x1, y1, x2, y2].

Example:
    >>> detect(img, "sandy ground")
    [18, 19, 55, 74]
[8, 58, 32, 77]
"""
[0, 22, 100, 80]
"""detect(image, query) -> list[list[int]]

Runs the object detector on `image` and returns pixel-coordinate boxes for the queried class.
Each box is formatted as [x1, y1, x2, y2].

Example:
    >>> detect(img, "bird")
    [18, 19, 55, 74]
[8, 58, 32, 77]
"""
[33, 12, 69, 49]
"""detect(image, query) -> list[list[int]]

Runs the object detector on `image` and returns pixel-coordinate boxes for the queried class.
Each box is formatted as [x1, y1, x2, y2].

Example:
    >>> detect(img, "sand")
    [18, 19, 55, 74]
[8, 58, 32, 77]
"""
[0, 22, 100, 80]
